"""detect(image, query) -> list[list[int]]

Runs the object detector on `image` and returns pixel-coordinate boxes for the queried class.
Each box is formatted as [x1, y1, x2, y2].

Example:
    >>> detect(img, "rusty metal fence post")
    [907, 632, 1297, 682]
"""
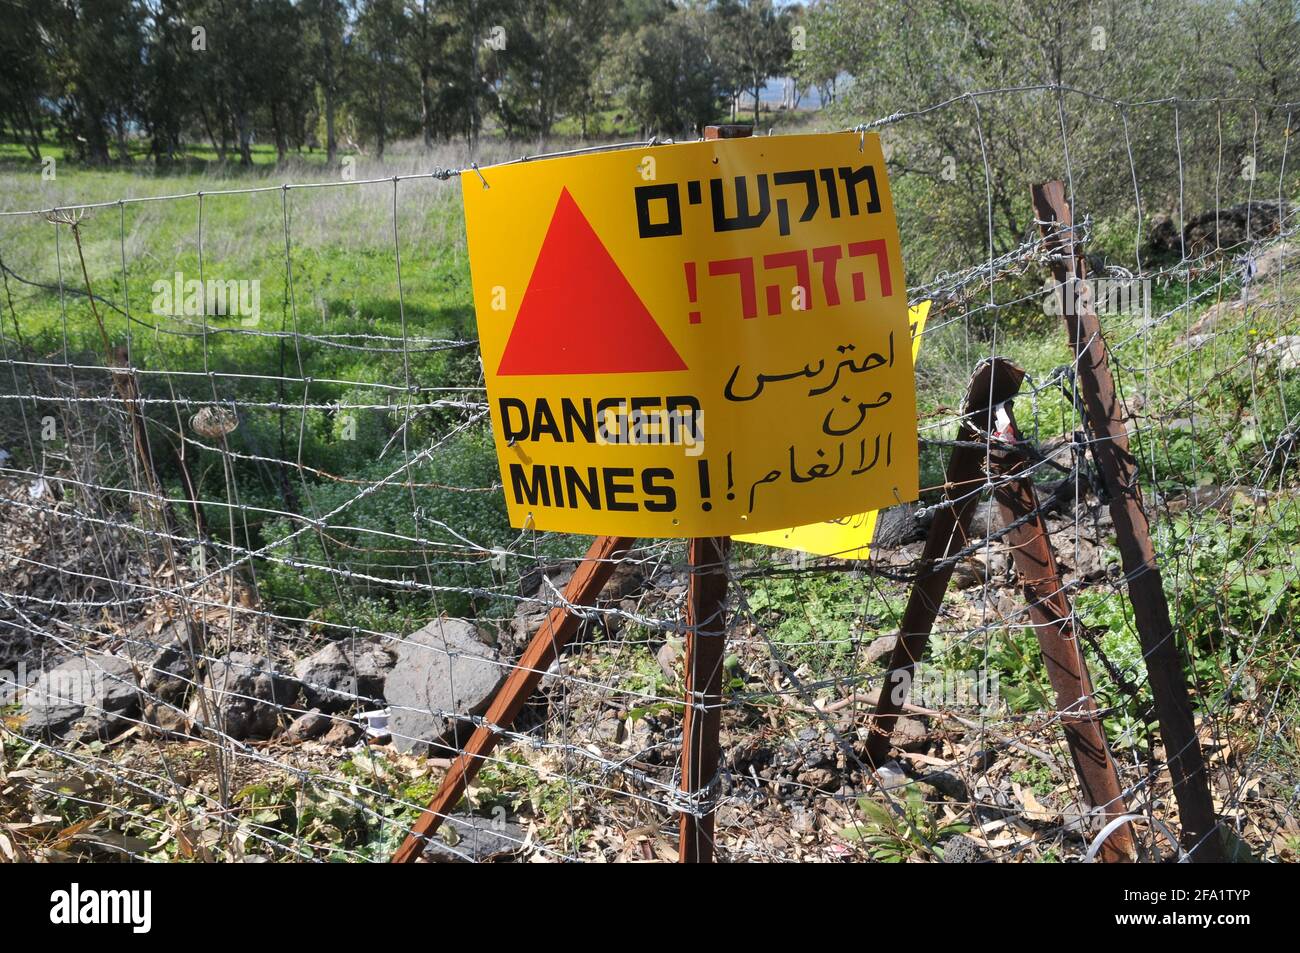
[392, 535, 637, 863]
[988, 398, 1137, 862]
[1032, 180, 1222, 861]
[678, 537, 731, 862]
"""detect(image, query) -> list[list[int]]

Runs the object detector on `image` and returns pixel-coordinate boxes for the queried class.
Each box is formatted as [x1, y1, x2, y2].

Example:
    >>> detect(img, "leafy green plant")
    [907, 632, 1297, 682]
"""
[840, 787, 968, 862]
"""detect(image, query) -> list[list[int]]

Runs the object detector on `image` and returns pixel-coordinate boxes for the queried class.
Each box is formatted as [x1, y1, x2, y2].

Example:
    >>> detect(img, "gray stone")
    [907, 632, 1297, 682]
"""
[384, 618, 505, 754]
[656, 640, 681, 679]
[282, 708, 330, 743]
[189, 652, 299, 741]
[121, 621, 202, 733]
[20, 653, 140, 741]
[503, 561, 644, 655]
[864, 634, 898, 665]
[422, 813, 527, 863]
[1253, 241, 1296, 281]
[920, 769, 968, 801]
[1257, 335, 1300, 373]
[319, 717, 363, 747]
[894, 715, 930, 752]
[873, 761, 910, 791]
[941, 833, 984, 863]
[294, 639, 395, 711]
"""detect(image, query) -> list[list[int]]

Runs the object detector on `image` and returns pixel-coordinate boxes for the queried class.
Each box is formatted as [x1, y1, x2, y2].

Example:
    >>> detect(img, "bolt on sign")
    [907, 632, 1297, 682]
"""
[461, 131, 918, 537]
[735, 300, 930, 558]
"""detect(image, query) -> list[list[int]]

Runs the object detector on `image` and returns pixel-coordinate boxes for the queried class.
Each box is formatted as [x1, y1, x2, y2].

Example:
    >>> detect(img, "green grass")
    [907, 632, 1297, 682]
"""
[0, 140, 541, 632]
[3, 143, 1298, 710]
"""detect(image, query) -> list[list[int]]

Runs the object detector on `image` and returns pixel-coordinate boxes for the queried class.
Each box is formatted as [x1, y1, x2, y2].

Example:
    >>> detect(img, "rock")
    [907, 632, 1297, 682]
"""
[624, 717, 659, 760]
[319, 717, 363, 747]
[864, 634, 897, 665]
[873, 760, 910, 791]
[656, 640, 681, 679]
[872, 502, 923, 548]
[281, 708, 329, 743]
[893, 715, 930, 752]
[122, 620, 202, 734]
[801, 767, 838, 790]
[951, 561, 984, 590]
[1146, 212, 1179, 256]
[1183, 200, 1287, 255]
[920, 769, 968, 801]
[20, 653, 140, 741]
[1256, 335, 1300, 373]
[1253, 241, 1296, 281]
[384, 618, 505, 755]
[293, 639, 395, 711]
[994, 590, 1020, 621]
[422, 813, 527, 863]
[1184, 300, 1242, 339]
[941, 833, 984, 863]
[503, 561, 645, 655]
[189, 652, 299, 741]
[590, 714, 624, 748]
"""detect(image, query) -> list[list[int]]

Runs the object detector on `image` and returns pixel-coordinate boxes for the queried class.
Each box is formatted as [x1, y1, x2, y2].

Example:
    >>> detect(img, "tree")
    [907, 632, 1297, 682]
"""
[494, 0, 610, 142]
[303, 0, 350, 163]
[713, 0, 793, 125]
[45, 0, 146, 164]
[356, 0, 415, 158]
[617, 5, 726, 137]
[0, 1, 54, 160]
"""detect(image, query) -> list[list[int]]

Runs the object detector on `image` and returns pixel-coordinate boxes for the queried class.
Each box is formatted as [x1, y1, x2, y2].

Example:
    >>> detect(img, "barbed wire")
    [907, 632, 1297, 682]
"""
[1, 85, 1297, 863]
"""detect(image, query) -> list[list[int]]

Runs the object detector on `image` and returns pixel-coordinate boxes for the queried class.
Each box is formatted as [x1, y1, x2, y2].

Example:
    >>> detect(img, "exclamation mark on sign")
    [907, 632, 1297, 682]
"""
[684, 262, 701, 324]
[697, 459, 712, 511]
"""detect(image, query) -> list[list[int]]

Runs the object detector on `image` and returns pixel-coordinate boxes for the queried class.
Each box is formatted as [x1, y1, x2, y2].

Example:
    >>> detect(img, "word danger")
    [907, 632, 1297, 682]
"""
[499, 395, 702, 448]
[636, 165, 881, 239]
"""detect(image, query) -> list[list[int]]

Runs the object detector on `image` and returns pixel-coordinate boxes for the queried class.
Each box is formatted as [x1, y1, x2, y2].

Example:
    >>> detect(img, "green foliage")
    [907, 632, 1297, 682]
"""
[840, 786, 969, 862]
[743, 568, 900, 676]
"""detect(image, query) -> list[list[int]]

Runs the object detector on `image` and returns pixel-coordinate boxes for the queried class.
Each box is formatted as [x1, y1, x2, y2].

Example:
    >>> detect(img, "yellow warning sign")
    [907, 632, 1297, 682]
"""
[462, 132, 918, 537]
[735, 300, 931, 558]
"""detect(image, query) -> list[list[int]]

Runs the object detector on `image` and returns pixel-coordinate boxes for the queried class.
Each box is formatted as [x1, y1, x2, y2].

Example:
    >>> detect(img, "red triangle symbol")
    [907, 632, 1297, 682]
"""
[497, 188, 687, 376]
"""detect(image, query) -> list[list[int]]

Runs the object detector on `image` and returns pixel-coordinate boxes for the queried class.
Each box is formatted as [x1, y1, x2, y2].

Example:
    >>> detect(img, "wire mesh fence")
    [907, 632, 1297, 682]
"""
[1, 84, 1298, 862]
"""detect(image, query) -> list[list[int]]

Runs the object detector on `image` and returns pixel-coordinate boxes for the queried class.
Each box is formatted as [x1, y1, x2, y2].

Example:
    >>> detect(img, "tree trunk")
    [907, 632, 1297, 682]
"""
[376, 79, 387, 160]
[322, 25, 338, 164]
[18, 100, 42, 161]
[420, 63, 434, 149]
[273, 103, 287, 163]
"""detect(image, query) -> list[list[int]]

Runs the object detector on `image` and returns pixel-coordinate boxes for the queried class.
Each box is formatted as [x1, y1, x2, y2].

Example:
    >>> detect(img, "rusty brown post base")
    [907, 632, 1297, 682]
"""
[1032, 180, 1222, 862]
[866, 359, 1136, 861]
[679, 537, 731, 863]
[990, 402, 1137, 863]
[392, 535, 636, 863]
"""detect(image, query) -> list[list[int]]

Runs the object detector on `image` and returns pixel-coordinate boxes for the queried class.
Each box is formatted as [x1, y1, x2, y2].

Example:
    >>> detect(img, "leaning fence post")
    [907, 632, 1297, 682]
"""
[392, 534, 637, 863]
[1031, 180, 1222, 861]
[987, 392, 1137, 863]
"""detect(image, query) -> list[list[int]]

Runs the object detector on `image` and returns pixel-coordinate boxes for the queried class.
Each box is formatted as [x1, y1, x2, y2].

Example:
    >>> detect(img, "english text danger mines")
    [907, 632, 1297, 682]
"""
[499, 394, 701, 514]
